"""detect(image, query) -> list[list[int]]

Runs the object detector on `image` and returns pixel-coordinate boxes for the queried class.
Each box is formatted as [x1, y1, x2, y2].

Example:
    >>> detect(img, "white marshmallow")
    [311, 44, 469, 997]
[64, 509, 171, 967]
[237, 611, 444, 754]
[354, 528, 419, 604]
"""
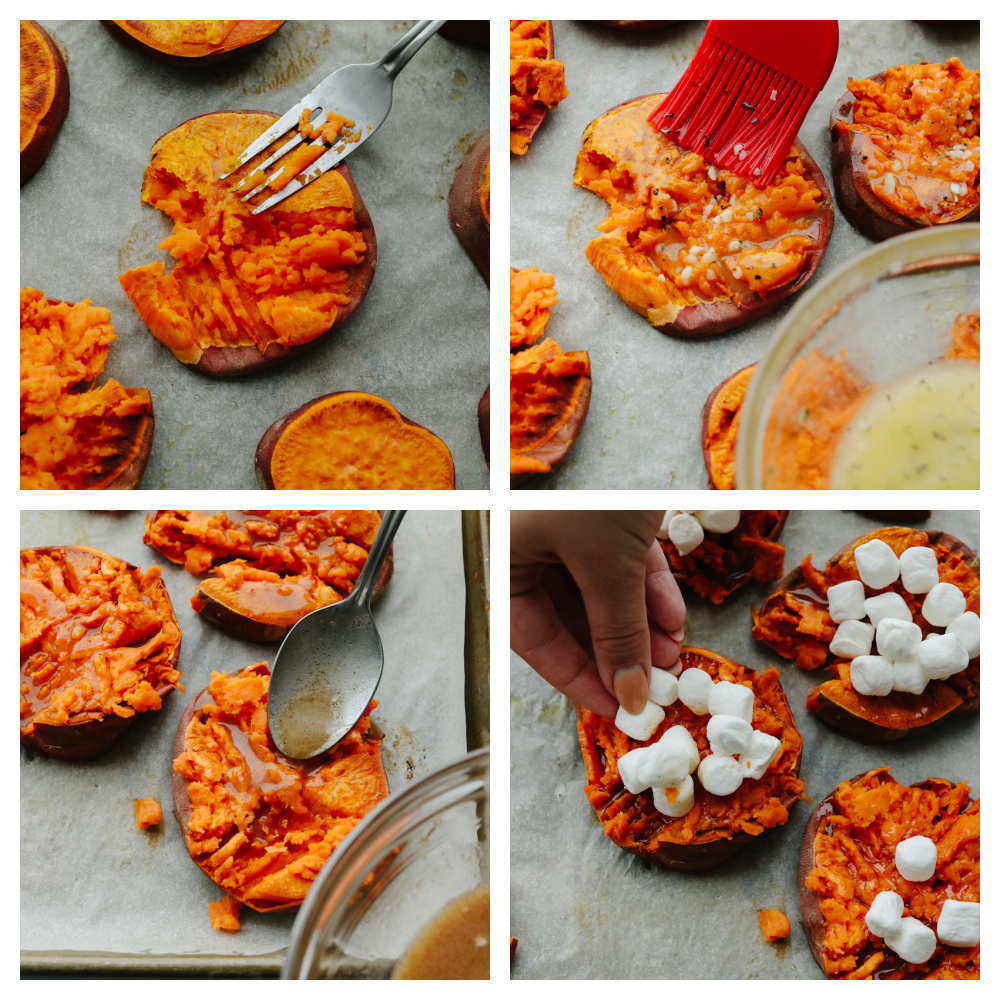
[921, 582, 967, 627]
[615, 699, 665, 741]
[917, 633, 969, 680]
[830, 619, 875, 659]
[697, 754, 743, 796]
[647, 666, 679, 706]
[678, 668, 714, 714]
[658, 724, 701, 774]
[895, 835, 937, 882]
[876, 618, 922, 662]
[636, 735, 692, 788]
[656, 511, 679, 539]
[652, 775, 695, 818]
[946, 611, 980, 659]
[884, 917, 937, 965]
[828, 579, 866, 622]
[706, 714, 752, 756]
[892, 658, 928, 695]
[617, 748, 649, 794]
[864, 592, 913, 627]
[936, 899, 980, 947]
[694, 510, 741, 534]
[899, 546, 939, 594]
[850, 655, 894, 697]
[707, 680, 754, 723]
[855, 539, 901, 589]
[668, 513, 705, 556]
[865, 890, 904, 938]
[737, 730, 782, 780]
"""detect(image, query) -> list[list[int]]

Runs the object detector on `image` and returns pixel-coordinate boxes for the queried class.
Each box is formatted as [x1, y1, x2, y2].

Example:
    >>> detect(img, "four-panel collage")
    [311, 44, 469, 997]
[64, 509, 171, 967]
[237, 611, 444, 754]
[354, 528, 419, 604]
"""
[21, 19, 978, 982]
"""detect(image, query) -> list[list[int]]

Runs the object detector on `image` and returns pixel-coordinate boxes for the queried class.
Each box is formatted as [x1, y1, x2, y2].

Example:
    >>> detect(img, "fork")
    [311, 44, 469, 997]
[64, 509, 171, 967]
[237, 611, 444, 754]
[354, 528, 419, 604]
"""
[222, 19, 446, 214]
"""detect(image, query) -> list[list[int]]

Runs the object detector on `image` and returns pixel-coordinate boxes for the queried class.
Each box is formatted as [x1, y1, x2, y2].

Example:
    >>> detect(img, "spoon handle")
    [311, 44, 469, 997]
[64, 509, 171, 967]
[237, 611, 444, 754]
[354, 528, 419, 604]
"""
[350, 510, 406, 608]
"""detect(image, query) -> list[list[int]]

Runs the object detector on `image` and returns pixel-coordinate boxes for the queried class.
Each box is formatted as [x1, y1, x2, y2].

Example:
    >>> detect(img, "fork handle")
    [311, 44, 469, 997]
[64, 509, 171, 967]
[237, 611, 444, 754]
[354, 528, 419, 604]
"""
[377, 20, 446, 79]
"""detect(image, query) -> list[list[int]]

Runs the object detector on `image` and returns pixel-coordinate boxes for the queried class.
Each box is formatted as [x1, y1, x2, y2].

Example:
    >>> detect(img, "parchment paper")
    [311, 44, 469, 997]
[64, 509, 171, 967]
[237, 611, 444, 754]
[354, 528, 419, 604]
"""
[510, 510, 979, 979]
[21, 509, 468, 957]
[511, 20, 980, 489]
[21, 21, 488, 489]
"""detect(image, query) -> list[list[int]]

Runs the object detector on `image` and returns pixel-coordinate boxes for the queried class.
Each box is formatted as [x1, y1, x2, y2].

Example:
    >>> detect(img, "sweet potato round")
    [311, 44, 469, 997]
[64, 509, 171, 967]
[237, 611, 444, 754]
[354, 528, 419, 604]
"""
[700, 362, 757, 490]
[477, 384, 490, 465]
[20, 21, 69, 184]
[510, 21, 555, 152]
[830, 73, 980, 242]
[438, 21, 489, 49]
[448, 132, 490, 286]
[20, 546, 181, 761]
[101, 20, 284, 67]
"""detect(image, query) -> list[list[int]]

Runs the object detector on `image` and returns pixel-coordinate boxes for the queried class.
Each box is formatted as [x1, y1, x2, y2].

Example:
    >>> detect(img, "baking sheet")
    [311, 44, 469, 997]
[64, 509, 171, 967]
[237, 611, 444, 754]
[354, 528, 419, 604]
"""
[21, 509, 469, 960]
[510, 510, 979, 979]
[510, 20, 980, 489]
[21, 21, 488, 489]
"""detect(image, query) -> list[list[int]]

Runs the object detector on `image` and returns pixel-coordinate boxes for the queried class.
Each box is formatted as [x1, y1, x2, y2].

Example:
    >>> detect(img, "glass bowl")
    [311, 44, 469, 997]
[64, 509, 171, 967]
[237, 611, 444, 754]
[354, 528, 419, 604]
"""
[736, 223, 979, 489]
[281, 746, 489, 979]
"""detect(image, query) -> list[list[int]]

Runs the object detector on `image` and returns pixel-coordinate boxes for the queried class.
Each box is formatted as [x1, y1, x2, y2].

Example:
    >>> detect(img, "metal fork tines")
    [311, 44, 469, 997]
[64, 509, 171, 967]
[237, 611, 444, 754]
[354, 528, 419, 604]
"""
[222, 19, 445, 215]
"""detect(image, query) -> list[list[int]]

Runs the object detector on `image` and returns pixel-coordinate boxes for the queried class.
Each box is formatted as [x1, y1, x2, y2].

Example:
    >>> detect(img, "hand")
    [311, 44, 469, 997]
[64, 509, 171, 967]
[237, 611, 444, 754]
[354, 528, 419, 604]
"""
[511, 510, 686, 718]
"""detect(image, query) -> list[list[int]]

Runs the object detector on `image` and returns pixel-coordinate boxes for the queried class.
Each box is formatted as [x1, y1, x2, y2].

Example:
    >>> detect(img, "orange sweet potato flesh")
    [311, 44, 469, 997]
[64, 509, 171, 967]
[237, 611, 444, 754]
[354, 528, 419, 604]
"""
[134, 797, 163, 829]
[701, 363, 757, 490]
[118, 111, 376, 376]
[21, 546, 183, 761]
[172, 663, 389, 913]
[21, 290, 154, 490]
[254, 392, 455, 490]
[209, 896, 243, 932]
[20, 20, 69, 183]
[102, 20, 284, 67]
[800, 768, 979, 979]
[659, 511, 787, 605]
[753, 527, 980, 741]
[574, 95, 833, 336]
[577, 648, 804, 872]
[144, 510, 392, 642]
[510, 21, 567, 155]
[759, 909, 791, 941]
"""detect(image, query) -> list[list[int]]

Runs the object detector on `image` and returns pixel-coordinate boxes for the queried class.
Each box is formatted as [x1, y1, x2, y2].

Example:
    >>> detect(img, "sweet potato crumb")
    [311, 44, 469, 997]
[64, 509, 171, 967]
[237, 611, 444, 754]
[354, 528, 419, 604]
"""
[133, 797, 162, 829]
[759, 908, 791, 941]
[209, 896, 243, 932]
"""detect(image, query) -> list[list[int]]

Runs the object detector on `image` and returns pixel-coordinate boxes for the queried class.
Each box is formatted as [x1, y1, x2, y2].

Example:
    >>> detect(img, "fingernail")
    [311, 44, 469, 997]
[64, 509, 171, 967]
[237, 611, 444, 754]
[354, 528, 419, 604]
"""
[669, 628, 685, 643]
[613, 664, 648, 715]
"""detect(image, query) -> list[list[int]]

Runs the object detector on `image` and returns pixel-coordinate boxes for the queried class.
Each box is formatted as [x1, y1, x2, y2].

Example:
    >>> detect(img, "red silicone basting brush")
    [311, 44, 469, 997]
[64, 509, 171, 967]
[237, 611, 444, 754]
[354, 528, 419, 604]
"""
[647, 20, 839, 187]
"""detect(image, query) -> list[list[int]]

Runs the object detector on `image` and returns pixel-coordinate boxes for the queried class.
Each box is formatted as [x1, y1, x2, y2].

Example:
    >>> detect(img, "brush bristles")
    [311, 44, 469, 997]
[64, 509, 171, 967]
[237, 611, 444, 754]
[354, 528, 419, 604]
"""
[648, 37, 817, 186]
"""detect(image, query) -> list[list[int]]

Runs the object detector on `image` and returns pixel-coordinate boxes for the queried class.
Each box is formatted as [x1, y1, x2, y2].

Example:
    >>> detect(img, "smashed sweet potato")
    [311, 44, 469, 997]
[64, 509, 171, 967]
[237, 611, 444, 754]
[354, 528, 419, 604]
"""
[659, 511, 787, 604]
[21, 289, 154, 490]
[759, 909, 791, 942]
[118, 111, 376, 376]
[20, 20, 69, 183]
[574, 95, 832, 336]
[753, 527, 980, 741]
[144, 510, 391, 642]
[577, 648, 804, 872]
[102, 20, 284, 66]
[209, 896, 243, 932]
[254, 392, 455, 490]
[449, 133, 490, 285]
[831, 60, 979, 241]
[701, 363, 757, 490]
[801, 768, 979, 979]
[20, 546, 182, 760]
[510, 21, 567, 154]
[172, 663, 389, 913]
[134, 797, 162, 829]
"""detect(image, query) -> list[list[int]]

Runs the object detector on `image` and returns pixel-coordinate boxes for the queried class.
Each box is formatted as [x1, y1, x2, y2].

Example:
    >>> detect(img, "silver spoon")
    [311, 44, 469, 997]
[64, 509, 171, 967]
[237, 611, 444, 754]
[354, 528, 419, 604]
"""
[267, 510, 405, 759]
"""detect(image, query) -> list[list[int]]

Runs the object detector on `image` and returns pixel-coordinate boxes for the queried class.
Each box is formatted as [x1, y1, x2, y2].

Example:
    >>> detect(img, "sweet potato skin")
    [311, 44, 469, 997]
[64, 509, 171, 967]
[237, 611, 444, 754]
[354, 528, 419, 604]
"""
[448, 132, 490, 286]
[439, 21, 489, 50]
[700, 362, 757, 490]
[20, 21, 70, 184]
[100, 20, 284, 67]
[478, 385, 490, 465]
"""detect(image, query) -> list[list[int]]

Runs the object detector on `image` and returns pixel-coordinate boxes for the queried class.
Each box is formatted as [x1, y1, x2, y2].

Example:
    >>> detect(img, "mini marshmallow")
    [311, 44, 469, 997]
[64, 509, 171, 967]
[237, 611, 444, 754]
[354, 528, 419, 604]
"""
[828, 579, 866, 622]
[876, 618, 921, 661]
[652, 775, 695, 818]
[884, 917, 937, 965]
[936, 900, 980, 948]
[850, 655, 894, 697]
[637, 735, 692, 788]
[615, 699, 665, 741]
[899, 546, 939, 594]
[706, 714, 752, 756]
[917, 633, 969, 680]
[617, 748, 649, 794]
[921, 582, 967, 627]
[946, 611, 980, 659]
[892, 658, 928, 695]
[694, 510, 741, 534]
[658, 724, 701, 774]
[668, 513, 704, 556]
[697, 754, 743, 796]
[737, 730, 782, 780]
[895, 835, 937, 882]
[678, 668, 714, 714]
[707, 680, 754, 723]
[648, 667, 679, 706]
[855, 538, 900, 589]
[830, 619, 875, 659]
[864, 592, 913, 627]
[865, 890, 904, 938]
[656, 511, 679, 539]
